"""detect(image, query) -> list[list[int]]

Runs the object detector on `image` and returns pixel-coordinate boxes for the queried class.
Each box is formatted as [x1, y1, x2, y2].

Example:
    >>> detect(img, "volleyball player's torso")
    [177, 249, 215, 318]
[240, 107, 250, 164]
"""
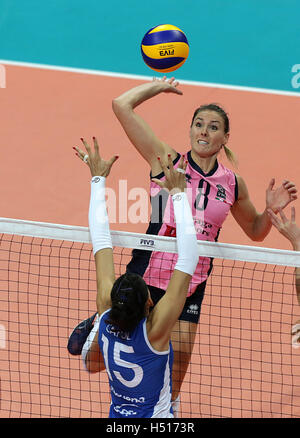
[149, 151, 238, 242]
[98, 312, 173, 418]
[127, 151, 238, 292]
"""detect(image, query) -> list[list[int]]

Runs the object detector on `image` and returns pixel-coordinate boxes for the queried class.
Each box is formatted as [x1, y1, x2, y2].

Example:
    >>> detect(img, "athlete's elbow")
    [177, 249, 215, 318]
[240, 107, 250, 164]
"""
[83, 357, 104, 374]
[112, 97, 128, 116]
[252, 235, 265, 242]
[112, 97, 120, 112]
[85, 365, 101, 374]
[241, 224, 267, 242]
[247, 231, 267, 242]
[86, 366, 101, 374]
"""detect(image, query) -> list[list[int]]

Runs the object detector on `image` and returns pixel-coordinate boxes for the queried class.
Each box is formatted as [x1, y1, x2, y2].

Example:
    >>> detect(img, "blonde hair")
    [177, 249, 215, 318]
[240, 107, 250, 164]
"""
[224, 145, 238, 168]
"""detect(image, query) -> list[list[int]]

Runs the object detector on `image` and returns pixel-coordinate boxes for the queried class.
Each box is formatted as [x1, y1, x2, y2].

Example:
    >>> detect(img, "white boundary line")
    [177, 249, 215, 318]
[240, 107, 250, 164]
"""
[0, 59, 299, 98]
[0, 217, 299, 267]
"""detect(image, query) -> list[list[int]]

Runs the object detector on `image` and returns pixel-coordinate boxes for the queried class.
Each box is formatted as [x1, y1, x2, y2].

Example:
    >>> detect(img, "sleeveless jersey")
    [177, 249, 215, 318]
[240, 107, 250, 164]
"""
[127, 151, 238, 296]
[98, 309, 174, 418]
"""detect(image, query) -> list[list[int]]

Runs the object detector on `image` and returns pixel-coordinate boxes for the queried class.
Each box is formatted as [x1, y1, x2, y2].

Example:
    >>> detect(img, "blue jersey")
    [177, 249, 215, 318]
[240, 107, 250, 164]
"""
[98, 309, 174, 418]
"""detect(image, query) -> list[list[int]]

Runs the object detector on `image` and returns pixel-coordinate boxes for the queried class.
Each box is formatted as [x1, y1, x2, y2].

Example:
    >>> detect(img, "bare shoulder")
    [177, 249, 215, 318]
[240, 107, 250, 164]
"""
[234, 174, 249, 201]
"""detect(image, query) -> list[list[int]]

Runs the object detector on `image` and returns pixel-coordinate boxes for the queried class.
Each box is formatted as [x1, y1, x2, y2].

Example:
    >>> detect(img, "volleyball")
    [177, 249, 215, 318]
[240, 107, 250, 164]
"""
[141, 24, 189, 73]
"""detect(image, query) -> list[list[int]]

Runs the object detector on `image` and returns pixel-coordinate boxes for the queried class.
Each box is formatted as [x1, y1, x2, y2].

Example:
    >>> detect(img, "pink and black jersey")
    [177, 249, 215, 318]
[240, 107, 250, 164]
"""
[127, 151, 238, 296]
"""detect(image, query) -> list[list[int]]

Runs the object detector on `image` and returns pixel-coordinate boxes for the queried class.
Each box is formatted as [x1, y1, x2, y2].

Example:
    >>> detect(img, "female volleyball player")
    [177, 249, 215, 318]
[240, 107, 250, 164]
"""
[110, 76, 298, 412]
[68, 77, 297, 417]
[267, 207, 300, 348]
[75, 137, 199, 418]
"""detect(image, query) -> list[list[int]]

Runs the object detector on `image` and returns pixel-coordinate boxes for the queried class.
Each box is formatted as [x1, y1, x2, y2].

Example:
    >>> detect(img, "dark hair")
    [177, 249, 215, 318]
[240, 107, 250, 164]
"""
[105, 273, 149, 333]
[190, 103, 230, 133]
[191, 103, 238, 167]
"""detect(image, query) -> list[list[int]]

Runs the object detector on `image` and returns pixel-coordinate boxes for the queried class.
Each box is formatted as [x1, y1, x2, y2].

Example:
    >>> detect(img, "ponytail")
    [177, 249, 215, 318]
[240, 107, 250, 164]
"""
[224, 145, 238, 168]
[105, 273, 149, 333]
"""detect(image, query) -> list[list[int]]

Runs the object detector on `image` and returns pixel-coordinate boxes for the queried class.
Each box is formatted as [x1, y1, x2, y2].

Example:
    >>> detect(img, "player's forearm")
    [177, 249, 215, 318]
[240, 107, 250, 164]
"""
[173, 191, 198, 276]
[296, 269, 300, 306]
[292, 239, 300, 306]
[112, 81, 164, 111]
[89, 176, 115, 311]
[82, 322, 105, 373]
[89, 176, 112, 255]
[249, 209, 272, 241]
[291, 239, 300, 251]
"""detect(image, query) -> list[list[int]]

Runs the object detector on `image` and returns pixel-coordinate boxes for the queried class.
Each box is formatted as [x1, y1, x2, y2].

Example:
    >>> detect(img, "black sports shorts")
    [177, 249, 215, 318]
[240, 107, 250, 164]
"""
[148, 281, 206, 324]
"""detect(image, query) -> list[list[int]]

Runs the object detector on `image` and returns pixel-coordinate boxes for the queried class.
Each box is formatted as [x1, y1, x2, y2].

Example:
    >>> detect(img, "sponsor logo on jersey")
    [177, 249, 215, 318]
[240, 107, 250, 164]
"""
[111, 385, 145, 404]
[113, 403, 138, 417]
[215, 184, 226, 201]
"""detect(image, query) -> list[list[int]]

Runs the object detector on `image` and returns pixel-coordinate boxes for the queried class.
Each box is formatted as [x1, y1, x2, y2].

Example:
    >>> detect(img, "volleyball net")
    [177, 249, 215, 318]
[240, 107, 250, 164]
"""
[0, 217, 299, 418]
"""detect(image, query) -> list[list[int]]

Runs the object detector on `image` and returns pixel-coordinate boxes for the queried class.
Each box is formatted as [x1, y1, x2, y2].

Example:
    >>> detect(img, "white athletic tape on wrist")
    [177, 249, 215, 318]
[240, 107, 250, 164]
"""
[81, 314, 100, 370]
[172, 192, 198, 276]
[89, 176, 112, 255]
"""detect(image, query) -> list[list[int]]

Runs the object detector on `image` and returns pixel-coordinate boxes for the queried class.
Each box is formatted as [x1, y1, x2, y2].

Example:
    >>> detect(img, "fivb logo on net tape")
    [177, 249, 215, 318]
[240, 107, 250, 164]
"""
[139, 238, 155, 248]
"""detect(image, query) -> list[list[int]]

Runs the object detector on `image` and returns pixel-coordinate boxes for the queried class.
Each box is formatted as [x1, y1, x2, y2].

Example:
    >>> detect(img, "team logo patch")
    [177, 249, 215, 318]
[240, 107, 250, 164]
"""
[215, 184, 226, 201]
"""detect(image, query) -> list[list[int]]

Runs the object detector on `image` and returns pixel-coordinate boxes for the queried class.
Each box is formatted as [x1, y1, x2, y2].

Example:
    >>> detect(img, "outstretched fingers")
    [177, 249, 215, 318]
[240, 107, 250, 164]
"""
[93, 136, 99, 153]
[73, 137, 119, 177]
[267, 208, 282, 229]
[283, 180, 298, 200]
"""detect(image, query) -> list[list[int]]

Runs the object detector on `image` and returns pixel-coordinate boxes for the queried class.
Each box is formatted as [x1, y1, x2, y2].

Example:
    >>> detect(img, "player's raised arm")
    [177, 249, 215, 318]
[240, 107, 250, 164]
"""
[147, 155, 199, 351]
[73, 137, 119, 372]
[112, 77, 181, 174]
[231, 176, 297, 242]
[267, 207, 300, 348]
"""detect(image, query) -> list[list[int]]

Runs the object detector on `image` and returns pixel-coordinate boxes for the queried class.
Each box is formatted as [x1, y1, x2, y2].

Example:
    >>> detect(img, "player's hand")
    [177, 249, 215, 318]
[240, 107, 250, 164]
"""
[267, 207, 300, 250]
[151, 154, 187, 195]
[73, 137, 119, 178]
[266, 179, 297, 213]
[151, 76, 183, 95]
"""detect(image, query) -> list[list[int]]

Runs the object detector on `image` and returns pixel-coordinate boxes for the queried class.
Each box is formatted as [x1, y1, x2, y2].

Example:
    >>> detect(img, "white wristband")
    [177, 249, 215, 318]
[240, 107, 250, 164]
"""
[89, 176, 112, 255]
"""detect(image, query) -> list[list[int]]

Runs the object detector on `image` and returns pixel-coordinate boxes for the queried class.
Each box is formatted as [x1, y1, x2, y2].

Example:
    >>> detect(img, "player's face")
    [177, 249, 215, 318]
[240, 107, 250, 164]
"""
[190, 111, 229, 158]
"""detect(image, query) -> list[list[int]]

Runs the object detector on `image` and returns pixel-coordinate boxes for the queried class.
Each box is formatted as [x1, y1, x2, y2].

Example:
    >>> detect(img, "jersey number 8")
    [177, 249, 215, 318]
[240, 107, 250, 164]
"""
[194, 179, 211, 211]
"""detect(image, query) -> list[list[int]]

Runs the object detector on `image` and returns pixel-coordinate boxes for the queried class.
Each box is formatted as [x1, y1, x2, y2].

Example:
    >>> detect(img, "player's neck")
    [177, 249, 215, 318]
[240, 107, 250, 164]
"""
[190, 150, 218, 174]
